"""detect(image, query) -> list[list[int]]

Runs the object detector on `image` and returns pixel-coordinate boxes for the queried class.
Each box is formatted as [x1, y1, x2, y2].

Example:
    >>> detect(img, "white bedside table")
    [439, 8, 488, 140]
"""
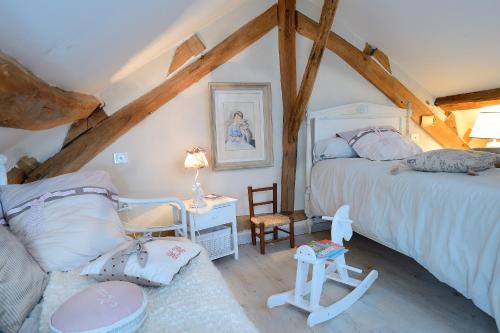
[184, 196, 239, 260]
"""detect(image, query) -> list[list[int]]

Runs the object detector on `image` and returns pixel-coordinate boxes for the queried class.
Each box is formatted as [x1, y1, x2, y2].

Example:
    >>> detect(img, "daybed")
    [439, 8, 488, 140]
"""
[0, 156, 256, 333]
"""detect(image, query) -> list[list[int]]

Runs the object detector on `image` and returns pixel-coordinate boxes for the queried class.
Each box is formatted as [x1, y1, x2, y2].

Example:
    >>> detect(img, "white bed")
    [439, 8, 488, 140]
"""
[304, 103, 500, 325]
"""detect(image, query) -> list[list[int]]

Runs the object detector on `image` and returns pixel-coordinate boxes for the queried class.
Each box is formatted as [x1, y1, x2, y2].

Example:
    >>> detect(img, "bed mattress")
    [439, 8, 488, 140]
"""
[308, 158, 500, 325]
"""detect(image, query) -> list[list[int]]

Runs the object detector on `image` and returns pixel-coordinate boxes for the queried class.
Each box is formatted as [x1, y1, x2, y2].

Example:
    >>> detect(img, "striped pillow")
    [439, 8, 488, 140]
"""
[0, 226, 48, 333]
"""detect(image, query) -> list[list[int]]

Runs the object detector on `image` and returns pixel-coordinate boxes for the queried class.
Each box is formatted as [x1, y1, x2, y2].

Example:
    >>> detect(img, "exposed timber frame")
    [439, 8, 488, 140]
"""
[0, 52, 101, 130]
[168, 34, 206, 74]
[280, 0, 338, 213]
[278, 0, 297, 213]
[295, 11, 469, 150]
[363, 43, 391, 73]
[435, 87, 500, 114]
[10, 3, 471, 214]
[26, 5, 278, 181]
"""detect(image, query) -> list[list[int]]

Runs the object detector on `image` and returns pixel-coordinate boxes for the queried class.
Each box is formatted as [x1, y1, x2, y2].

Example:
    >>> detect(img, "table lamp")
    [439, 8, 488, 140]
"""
[470, 111, 500, 148]
[184, 147, 209, 208]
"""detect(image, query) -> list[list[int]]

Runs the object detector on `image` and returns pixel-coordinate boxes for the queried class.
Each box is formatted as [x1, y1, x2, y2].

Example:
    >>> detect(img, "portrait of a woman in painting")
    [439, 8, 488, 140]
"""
[225, 110, 255, 150]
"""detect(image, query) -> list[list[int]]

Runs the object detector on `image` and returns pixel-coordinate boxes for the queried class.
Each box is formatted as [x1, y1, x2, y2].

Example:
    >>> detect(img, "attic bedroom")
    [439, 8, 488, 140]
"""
[0, 0, 499, 332]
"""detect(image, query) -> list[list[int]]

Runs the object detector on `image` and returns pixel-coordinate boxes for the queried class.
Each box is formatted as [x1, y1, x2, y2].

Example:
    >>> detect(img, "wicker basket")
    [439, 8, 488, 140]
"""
[196, 225, 232, 259]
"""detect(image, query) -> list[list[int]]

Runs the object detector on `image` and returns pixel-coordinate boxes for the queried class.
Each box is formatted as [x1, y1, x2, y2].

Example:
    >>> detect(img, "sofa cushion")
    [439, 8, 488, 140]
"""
[50, 281, 147, 333]
[0, 226, 48, 333]
[81, 238, 202, 286]
[0, 170, 127, 272]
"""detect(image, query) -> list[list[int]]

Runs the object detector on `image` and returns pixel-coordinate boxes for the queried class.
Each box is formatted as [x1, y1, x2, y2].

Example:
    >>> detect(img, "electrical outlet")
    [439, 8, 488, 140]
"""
[113, 152, 128, 164]
[411, 133, 420, 142]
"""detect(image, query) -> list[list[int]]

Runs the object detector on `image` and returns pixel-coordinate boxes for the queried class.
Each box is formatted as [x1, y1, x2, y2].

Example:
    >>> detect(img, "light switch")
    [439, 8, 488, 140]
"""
[113, 152, 128, 164]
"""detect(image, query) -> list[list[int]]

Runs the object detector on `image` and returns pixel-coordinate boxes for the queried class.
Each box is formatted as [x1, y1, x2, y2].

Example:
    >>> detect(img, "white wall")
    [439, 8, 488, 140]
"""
[81, 23, 440, 215]
[2, 0, 441, 216]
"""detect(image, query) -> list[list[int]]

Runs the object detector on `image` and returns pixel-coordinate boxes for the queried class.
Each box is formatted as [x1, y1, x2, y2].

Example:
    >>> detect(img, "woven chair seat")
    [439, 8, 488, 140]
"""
[250, 214, 291, 227]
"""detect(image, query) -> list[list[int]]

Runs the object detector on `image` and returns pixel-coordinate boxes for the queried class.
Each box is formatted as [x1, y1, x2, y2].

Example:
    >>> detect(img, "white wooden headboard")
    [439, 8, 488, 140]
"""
[0, 155, 7, 185]
[305, 102, 410, 213]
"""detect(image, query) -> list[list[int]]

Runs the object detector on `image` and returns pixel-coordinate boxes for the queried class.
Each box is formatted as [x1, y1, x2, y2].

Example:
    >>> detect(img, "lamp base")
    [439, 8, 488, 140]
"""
[190, 182, 206, 208]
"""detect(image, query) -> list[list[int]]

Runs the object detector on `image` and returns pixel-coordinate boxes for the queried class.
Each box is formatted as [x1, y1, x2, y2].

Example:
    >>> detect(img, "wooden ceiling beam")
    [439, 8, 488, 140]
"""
[0, 52, 101, 130]
[295, 11, 469, 149]
[278, 0, 297, 213]
[26, 5, 278, 181]
[62, 108, 108, 148]
[168, 34, 206, 74]
[289, 0, 339, 137]
[363, 43, 391, 73]
[434, 88, 500, 114]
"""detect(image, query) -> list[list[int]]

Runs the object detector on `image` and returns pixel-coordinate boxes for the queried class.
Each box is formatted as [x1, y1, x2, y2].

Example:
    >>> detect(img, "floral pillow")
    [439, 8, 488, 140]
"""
[81, 237, 202, 287]
[337, 126, 422, 161]
[393, 149, 499, 175]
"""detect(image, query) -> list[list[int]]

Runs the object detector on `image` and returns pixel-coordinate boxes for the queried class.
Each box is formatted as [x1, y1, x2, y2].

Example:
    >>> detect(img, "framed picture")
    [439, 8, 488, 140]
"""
[209, 82, 273, 170]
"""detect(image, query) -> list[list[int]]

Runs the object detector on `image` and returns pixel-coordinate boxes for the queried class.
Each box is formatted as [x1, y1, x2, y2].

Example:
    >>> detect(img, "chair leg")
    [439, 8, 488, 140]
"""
[273, 226, 278, 240]
[251, 222, 256, 246]
[259, 223, 265, 255]
[289, 220, 295, 248]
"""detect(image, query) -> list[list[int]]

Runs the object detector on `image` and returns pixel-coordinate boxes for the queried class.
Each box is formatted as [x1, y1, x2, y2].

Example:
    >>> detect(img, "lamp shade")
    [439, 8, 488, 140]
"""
[470, 112, 500, 139]
[184, 147, 208, 169]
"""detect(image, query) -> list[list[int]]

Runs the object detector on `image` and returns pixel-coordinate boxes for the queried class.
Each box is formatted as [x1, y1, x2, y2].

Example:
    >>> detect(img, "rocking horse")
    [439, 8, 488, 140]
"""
[267, 205, 378, 327]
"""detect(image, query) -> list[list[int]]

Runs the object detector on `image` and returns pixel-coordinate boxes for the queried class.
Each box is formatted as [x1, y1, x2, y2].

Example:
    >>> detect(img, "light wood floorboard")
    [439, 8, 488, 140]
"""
[215, 232, 497, 333]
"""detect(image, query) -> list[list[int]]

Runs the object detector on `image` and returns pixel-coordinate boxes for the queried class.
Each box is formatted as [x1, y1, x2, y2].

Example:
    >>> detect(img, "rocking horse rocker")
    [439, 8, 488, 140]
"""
[267, 205, 378, 327]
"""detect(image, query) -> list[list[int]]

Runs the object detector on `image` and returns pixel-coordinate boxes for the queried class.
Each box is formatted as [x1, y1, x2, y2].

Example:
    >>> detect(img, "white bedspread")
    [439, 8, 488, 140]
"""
[38, 249, 257, 333]
[308, 158, 500, 325]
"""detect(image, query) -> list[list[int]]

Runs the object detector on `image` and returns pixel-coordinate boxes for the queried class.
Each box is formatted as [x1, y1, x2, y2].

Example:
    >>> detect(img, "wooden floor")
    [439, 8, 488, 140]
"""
[215, 232, 497, 333]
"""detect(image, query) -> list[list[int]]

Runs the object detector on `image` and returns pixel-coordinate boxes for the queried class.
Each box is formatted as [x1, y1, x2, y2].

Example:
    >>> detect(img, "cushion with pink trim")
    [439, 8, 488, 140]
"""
[50, 281, 147, 333]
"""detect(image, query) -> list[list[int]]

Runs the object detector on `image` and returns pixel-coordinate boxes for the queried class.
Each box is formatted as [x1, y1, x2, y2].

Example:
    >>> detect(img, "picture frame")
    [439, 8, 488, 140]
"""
[209, 82, 273, 170]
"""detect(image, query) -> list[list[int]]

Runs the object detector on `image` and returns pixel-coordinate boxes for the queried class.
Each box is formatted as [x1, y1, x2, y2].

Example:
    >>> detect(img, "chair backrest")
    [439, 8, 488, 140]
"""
[247, 183, 277, 218]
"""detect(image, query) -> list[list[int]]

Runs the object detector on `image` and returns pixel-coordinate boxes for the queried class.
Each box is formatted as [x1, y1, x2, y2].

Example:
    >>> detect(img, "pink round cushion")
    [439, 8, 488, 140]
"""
[50, 281, 147, 333]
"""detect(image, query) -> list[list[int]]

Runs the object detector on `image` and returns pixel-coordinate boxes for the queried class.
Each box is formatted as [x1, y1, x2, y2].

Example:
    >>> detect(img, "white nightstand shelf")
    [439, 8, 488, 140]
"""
[184, 196, 239, 260]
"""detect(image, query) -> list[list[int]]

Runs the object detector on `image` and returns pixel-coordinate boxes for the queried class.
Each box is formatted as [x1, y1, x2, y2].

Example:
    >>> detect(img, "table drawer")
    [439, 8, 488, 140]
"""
[192, 204, 235, 230]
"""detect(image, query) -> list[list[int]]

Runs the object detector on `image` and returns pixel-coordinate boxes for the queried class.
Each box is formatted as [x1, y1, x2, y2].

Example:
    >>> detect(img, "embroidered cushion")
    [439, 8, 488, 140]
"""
[0, 226, 48, 333]
[81, 238, 202, 286]
[0, 171, 127, 272]
[50, 281, 146, 333]
[399, 149, 499, 174]
[338, 126, 422, 161]
[313, 137, 357, 163]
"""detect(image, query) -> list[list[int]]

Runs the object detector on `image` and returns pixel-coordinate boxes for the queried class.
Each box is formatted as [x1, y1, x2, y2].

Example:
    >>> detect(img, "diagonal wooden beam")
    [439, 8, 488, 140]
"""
[289, 0, 339, 138]
[278, 0, 297, 213]
[26, 5, 278, 181]
[435, 88, 500, 114]
[0, 51, 101, 130]
[295, 11, 469, 149]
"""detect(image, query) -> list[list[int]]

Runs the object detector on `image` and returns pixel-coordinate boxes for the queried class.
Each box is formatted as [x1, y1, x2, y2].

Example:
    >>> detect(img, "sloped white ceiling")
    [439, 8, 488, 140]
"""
[320, 0, 500, 97]
[0, 0, 246, 95]
[3, 0, 499, 98]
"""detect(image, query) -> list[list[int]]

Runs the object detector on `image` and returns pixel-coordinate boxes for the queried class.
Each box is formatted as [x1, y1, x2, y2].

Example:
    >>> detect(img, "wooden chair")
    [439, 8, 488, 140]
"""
[247, 183, 294, 255]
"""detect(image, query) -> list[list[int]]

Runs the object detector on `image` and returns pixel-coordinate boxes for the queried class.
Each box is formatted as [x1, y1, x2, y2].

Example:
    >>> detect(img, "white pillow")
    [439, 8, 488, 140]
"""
[0, 171, 127, 272]
[338, 126, 422, 161]
[81, 238, 202, 286]
[313, 137, 357, 163]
